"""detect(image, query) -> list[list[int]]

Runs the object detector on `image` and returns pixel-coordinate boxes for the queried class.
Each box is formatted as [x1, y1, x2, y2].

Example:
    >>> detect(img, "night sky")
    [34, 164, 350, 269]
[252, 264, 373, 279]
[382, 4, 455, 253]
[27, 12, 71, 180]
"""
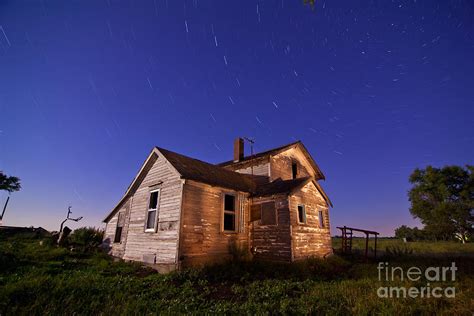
[1, 1, 473, 235]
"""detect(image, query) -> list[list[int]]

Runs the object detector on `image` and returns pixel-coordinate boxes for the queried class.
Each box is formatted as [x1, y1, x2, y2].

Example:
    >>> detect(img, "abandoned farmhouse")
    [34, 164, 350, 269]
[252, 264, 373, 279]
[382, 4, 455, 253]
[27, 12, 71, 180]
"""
[103, 139, 332, 271]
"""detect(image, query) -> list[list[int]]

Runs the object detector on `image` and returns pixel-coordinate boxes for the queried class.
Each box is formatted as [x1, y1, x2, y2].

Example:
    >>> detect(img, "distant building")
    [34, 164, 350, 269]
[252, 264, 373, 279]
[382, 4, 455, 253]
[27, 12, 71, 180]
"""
[103, 138, 332, 272]
[0, 225, 50, 237]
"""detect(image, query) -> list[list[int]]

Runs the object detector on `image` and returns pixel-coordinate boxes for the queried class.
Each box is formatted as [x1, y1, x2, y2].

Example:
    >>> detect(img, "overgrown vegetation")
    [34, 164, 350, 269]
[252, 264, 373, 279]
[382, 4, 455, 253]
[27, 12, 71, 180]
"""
[68, 227, 104, 251]
[0, 232, 473, 315]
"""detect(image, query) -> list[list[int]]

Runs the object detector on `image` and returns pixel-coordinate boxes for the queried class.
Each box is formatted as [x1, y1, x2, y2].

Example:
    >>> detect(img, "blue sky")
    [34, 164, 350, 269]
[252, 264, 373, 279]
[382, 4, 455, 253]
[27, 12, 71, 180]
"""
[0, 0, 473, 235]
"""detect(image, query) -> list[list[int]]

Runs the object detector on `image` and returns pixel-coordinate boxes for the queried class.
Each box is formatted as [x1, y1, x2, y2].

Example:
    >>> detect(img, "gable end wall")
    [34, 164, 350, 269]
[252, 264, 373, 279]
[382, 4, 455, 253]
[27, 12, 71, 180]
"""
[289, 182, 332, 259]
[104, 152, 183, 270]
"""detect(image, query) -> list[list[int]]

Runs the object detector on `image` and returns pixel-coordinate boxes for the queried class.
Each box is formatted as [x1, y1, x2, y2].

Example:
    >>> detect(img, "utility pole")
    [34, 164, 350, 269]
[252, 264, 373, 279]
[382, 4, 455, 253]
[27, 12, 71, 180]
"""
[0, 196, 10, 226]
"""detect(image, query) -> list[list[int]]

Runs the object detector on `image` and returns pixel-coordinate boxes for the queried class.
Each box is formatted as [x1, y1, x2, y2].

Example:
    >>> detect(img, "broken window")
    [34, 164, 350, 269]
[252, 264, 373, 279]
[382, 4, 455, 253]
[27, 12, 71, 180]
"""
[223, 194, 236, 231]
[297, 205, 306, 224]
[292, 162, 298, 179]
[145, 190, 160, 231]
[261, 202, 276, 225]
[319, 210, 325, 228]
[114, 212, 124, 243]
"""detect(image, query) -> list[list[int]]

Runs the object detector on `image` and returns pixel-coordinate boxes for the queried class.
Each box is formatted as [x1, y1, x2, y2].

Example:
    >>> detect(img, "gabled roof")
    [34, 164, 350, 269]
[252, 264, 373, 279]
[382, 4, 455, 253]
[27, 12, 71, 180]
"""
[103, 147, 258, 222]
[218, 140, 325, 180]
[157, 147, 257, 193]
[104, 142, 331, 222]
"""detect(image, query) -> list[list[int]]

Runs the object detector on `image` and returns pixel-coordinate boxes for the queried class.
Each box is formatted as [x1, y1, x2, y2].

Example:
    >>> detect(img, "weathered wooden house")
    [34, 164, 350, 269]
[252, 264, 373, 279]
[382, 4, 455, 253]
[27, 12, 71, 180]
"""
[103, 139, 332, 272]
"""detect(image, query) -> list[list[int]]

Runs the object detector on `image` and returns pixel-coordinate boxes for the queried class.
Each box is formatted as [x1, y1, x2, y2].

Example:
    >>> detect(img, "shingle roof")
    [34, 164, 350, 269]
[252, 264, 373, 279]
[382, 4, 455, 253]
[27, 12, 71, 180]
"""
[157, 147, 257, 193]
[104, 142, 331, 223]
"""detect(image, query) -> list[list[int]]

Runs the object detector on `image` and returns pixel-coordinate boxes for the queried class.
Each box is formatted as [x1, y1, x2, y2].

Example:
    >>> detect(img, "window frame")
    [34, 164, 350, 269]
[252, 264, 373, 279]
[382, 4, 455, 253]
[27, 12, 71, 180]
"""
[297, 204, 306, 224]
[318, 209, 325, 228]
[145, 189, 160, 233]
[292, 162, 298, 179]
[222, 193, 238, 233]
[114, 212, 124, 243]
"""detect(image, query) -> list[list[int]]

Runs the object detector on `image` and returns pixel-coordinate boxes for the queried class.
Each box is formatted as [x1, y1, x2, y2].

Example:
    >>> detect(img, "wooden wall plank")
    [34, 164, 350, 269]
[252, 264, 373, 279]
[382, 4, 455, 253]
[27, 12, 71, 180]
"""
[103, 152, 183, 268]
[179, 180, 250, 267]
[249, 195, 292, 262]
[289, 181, 332, 259]
[270, 148, 312, 181]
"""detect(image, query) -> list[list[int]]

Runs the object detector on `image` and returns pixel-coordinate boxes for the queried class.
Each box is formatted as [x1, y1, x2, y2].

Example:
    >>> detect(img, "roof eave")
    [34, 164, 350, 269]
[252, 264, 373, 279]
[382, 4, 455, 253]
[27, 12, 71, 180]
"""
[296, 142, 326, 180]
[182, 177, 255, 194]
[103, 147, 164, 223]
[312, 180, 333, 207]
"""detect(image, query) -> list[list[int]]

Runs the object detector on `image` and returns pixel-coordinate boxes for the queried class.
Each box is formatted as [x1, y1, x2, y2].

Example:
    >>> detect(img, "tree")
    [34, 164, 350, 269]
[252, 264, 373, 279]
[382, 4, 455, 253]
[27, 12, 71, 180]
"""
[394, 225, 427, 241]
[57, 206, 83, 245]
[0, 171, 21, 193]
[394, 225, 414, 240]
[408, 165, 474, 243]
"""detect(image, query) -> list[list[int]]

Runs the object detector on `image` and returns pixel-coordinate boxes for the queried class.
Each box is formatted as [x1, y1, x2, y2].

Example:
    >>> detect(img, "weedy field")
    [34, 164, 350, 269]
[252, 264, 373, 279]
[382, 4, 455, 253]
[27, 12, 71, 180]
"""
[336, 236, 474, 256]
[0, 232, 473, 315]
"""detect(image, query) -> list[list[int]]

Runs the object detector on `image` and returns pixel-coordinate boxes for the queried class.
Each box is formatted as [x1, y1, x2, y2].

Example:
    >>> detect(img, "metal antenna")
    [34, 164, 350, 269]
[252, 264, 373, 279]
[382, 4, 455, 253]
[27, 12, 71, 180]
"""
[243, 137, 255, 176]
[243, 137, 257, 253]
[243, 137, 254, 154]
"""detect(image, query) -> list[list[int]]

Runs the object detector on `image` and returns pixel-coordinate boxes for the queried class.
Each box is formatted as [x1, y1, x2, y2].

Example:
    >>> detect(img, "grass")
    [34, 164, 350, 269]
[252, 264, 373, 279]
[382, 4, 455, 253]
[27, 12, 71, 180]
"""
[335, 236, 474, 256]
[0, 232, 473, 315]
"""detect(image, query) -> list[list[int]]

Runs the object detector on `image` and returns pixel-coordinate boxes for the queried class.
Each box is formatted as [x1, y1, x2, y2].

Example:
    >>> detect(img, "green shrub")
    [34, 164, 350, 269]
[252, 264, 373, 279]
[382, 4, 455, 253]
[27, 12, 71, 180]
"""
[293, 255, 351, 279]
[0, 251, 18, 272]
[69, 227, 104, 251]
[385, 245, 414, 257]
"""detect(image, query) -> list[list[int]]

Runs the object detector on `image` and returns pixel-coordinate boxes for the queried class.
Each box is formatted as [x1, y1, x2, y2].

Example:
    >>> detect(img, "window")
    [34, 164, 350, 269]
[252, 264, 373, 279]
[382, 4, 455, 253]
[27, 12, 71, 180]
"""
[223, 194, 236, 231]
[297, 205, 306, 224]
[114, 212, 124, 243]
[319, 210, 325, 228]
[114, 226, 122, 243]
[292, 162, 298, 179]
[145, 190, 159, 231]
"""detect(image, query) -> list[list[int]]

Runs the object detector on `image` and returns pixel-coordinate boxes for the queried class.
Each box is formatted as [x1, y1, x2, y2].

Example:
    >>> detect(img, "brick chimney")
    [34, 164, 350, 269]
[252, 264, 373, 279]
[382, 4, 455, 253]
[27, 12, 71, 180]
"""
[234, 137, 244, 162]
